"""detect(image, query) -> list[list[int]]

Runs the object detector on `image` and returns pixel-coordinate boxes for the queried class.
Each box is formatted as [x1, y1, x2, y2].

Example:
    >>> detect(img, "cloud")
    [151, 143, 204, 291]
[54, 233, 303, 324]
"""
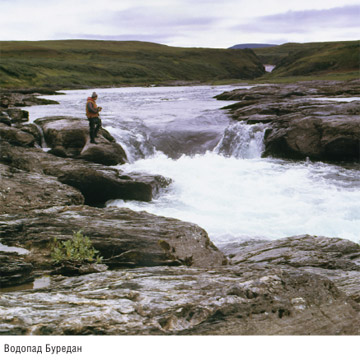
[1, 1, 359, 46]
[232, 5, 360, 33]
[95, 6, 218, 30]
[75, 6, 221, 47]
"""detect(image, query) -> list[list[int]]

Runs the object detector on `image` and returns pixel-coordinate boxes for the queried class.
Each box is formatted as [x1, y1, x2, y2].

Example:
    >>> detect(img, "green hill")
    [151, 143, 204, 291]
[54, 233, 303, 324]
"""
[254, 40, 359, 79]
[0, 40, 265, 89]
[229, 43, 278, 49]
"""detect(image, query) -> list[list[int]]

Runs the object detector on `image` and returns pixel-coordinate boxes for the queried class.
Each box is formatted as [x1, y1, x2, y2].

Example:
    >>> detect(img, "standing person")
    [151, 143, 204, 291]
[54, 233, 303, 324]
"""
[86, 92, 102, 144]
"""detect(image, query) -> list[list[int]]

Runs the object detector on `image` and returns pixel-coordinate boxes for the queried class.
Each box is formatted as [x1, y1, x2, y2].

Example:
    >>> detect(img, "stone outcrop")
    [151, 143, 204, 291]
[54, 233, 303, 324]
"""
[0, 205, 227, 270]
[0, 164, 84, 215]
[79, 142, 127, 166]
[217, 79, 360, 161]
[0, 142, 170, 205]
[35, 117, 128, 165]
[5, 109, 29, 123]
[0, 253, 34, 288]
[0, 123, 36, 147]
[0, 235, 359, 335]
[0, 89, 60, 109]
[263, 110, 360, 161]
[228, 235, 360, 304]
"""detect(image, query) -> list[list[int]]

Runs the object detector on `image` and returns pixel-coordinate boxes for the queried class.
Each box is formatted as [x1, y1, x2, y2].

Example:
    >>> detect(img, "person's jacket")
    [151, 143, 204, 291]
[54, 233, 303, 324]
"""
[86, 97, 100, 118]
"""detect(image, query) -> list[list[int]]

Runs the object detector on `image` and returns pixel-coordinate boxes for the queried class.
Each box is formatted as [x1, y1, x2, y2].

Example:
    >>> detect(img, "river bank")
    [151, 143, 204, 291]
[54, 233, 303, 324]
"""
[0, 80, 359, 335]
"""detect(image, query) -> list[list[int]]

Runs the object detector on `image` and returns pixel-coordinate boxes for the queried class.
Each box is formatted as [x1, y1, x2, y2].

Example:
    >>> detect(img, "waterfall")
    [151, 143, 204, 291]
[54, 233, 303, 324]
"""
[214, 121, 267, 159]
[33, 123, 49, 149]
[104, 124, 156, 163]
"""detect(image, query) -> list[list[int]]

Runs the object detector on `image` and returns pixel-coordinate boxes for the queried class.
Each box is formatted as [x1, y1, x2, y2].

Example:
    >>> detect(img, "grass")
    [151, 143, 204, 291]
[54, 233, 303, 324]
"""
[253, 40, 359, 79]
[0, 40, 358, 90]
[0, 40, 265, 89]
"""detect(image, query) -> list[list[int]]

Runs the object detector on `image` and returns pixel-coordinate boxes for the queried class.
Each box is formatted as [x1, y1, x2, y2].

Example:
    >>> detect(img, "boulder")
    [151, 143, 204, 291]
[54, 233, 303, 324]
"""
[79, 141, 127, 166]
[57, 168, 168, 204]
[14, 123, 43, 146]
[263, 114, 360, 161]
[0, 163, 84, 215]
[0, 205, 227, 269]
[0, 123, 35, 147]
[35, 117, 127, 165]
[5, 109, 29, 123]
[35, 117, 88, 157]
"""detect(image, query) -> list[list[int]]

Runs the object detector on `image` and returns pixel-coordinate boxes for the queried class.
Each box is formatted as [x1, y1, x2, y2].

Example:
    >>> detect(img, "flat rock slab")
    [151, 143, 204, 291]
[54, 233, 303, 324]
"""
[0, 164, 84, 215]
[0, 205, 227, 269]
[230, 235, 360, 303]
[0, 264, 358, 335]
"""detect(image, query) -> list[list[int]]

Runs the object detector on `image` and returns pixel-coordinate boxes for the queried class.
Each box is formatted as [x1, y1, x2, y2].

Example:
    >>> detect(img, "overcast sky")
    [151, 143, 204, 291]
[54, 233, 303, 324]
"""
[1, 0, 359, 48]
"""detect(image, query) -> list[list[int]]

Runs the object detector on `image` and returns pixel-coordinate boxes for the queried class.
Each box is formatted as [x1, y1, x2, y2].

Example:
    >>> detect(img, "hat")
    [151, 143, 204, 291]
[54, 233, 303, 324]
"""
[91, 92, 98, 98]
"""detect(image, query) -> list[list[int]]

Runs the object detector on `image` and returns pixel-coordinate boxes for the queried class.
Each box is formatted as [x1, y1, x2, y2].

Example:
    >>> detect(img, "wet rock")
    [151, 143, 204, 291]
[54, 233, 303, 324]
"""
[217, 80, 360, 161]
[0, 263, 358, 335]
[14, 123, 43, 146]
[263, 113, 360, 161]
[217, 79, 360, 101]
[35, 117, 88, 157]
[0, 164, 84, 215]
[0, 253, 34, 288]
[0, 205, 227, 269]
[0, 123, 35, 147]
[0, 91, 59, 109]
[230, 235, 360, 303]
[57, 168, 165, 204]
[79, 141, 127, 166]
[0, 142, 169, 204]
[0, 111, 11, 126]
[5, 109, 29, 123]
[35, 117, 127, 165]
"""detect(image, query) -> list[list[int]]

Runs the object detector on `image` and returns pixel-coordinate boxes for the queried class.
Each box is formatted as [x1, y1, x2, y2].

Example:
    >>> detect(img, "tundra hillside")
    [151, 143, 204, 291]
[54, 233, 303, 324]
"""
[253, 40, 359, 81]
[0, 40, 265, 89]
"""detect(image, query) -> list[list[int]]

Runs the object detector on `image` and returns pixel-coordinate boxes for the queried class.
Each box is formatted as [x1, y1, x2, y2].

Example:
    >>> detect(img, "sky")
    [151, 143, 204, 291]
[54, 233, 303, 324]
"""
[0, 0, 359, 48]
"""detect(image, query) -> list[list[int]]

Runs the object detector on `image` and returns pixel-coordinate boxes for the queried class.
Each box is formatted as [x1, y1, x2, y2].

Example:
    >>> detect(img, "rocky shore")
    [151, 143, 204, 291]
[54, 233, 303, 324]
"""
[216, 79, 360, 162]
[0, 82, 359, 335]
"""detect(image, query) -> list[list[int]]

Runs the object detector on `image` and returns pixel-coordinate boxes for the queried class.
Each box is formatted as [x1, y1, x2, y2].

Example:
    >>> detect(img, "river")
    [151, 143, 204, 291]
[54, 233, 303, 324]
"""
[23, 85, 360, 246]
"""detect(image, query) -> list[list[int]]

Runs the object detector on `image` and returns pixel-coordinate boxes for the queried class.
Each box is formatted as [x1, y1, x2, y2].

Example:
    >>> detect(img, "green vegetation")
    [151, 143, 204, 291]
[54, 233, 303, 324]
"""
[0, 40, 265, 89]
[0, 40, 358, 89]
[253, 40, 359, 79]
[51, 231, 102, 264]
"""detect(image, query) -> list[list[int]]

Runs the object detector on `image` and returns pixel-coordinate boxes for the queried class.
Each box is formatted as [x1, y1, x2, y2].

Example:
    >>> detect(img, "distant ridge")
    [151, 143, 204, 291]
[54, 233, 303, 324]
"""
[230, 43, 278, 49]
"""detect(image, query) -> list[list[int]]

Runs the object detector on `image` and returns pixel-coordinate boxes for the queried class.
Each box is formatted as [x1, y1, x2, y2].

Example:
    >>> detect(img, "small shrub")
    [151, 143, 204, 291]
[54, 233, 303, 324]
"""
[51, 230, 102, 264]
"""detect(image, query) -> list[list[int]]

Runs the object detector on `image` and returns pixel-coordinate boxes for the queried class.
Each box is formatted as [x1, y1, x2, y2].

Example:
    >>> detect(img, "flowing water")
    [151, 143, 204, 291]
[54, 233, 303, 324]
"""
[22, 85, 360, 246]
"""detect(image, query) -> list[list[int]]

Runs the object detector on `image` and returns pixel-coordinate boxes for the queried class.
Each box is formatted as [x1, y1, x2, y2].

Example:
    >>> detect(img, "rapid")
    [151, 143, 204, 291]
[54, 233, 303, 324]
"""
[23, 85, 360, 246]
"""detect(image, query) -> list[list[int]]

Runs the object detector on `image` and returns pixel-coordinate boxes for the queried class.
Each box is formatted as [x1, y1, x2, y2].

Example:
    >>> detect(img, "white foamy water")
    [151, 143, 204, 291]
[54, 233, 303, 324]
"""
[109, 153, 360, 245]
[22, 85, 360, 246]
